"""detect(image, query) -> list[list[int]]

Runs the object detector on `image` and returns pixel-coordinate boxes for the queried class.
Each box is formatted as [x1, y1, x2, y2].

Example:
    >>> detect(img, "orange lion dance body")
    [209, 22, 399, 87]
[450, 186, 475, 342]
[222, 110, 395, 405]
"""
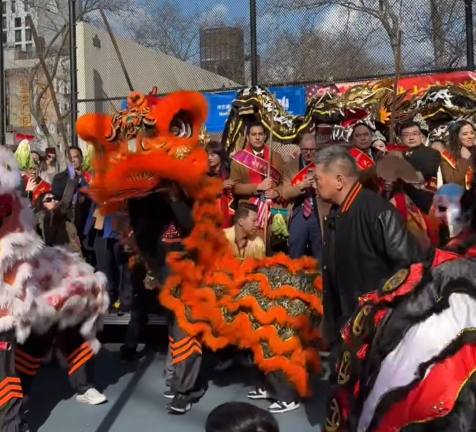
[76, 90, 323, 395]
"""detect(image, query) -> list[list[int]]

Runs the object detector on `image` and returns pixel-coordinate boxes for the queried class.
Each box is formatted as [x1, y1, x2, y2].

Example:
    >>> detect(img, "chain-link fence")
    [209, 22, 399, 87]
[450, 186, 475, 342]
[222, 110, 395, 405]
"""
[1, 0, 475, 158]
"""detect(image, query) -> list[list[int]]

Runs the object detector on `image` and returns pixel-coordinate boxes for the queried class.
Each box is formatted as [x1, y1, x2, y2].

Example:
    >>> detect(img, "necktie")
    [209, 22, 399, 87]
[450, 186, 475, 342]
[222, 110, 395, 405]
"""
[302, 189, 312, 219]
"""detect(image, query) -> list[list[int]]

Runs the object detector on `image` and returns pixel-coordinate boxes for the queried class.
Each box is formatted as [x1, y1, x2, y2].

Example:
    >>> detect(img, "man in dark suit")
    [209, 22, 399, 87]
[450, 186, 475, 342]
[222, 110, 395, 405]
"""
[51, 147, 93, 252]
[400, 121, 441, 214]
[282, 133, 330, 260]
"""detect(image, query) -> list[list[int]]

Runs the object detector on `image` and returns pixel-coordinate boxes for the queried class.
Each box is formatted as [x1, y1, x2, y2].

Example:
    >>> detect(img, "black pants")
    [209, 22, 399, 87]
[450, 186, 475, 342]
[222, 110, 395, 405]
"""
[168, 317, 202, 397]
[94, 234, 120, 302]
[265, 371, 299, 404]
[123, 264, 154, 351]
[0, 331, 22, 432]
[16, 326, 95, 396]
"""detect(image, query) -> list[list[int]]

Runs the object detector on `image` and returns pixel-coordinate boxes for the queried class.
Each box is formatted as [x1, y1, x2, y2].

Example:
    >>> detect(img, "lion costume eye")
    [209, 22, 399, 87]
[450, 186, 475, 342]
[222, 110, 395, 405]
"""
[170, 112, 192, 138]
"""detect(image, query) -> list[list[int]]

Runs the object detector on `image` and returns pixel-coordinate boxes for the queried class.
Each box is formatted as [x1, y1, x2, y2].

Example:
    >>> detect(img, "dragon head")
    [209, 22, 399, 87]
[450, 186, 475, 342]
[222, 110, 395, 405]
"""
[76, 89, 209, 210]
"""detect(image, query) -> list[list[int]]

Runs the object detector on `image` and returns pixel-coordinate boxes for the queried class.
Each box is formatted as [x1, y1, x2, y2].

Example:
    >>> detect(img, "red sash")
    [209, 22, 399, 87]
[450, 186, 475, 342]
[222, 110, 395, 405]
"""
[441, 150, 456, 170]
[23, 175, 52, 204]
[83, 171, 93, 185]
[386, 144, 407, 153]
[393, 193, 438, 246]
[466, 168, 473, 190]
[425, 177, 438, 192]
[441, 150, 472, 190]
[292, 162, 315, 186]
[218, 172, 234, 228]
[232, 147, 281, 185]
[233, 146, 280, 229]
[349, 148, 374, 170]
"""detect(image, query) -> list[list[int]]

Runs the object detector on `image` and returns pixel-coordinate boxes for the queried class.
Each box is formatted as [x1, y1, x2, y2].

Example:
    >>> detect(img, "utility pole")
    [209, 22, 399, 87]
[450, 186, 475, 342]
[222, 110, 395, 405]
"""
[249, 0, 258, 86]
[69, 0, 78, 147]
[465, 0, 474, 70]
[0, 6, 5, 146]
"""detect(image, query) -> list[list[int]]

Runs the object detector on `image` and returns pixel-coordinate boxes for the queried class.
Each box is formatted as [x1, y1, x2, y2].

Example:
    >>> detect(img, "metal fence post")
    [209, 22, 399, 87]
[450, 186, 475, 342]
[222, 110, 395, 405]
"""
[466, 0, 474, 70]
[0, 10, 5, 146]
[249, 0, 258, 86]
[69, 0, 78, 147]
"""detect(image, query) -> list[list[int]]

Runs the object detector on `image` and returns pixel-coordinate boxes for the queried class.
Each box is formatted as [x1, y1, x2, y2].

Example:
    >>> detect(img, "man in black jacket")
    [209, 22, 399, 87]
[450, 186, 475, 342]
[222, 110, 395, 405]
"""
[314, 146, 422, 350]
[400, 121, 441, 214]
[127, 182, 203, 415]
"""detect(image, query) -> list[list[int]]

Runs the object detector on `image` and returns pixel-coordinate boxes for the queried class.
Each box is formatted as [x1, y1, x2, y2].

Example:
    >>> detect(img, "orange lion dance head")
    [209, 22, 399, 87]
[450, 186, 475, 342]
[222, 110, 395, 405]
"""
[76, 88, 209, 210]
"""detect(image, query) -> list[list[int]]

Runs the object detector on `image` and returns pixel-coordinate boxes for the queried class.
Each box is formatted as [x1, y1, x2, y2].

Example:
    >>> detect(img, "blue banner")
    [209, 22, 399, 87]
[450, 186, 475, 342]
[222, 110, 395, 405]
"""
[204, 91, 237, 133]
[271, 86, 306, 116]
[204, 87, 306, 133]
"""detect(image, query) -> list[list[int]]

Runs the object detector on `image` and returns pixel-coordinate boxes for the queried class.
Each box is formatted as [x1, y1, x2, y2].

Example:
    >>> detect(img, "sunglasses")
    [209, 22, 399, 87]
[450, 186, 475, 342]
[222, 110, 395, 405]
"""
[43, 197, 55, 204]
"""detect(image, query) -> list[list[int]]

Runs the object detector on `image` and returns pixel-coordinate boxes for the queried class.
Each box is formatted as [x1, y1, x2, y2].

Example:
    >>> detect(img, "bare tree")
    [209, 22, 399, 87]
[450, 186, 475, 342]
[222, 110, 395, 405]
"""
[271, 0, 402, 66]
[260, 15, 383, 83]
[17, 0, 130, 168]
[270, 0, 467, 72]
[410, 0, 466, 69]
[125, 2, 202, 63]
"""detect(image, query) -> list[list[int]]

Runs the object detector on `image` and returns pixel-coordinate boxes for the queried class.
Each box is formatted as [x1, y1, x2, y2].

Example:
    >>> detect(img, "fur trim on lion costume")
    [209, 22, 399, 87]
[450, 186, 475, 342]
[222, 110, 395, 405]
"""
[76, 90, 323, 395]
[0, 146, 108, 351]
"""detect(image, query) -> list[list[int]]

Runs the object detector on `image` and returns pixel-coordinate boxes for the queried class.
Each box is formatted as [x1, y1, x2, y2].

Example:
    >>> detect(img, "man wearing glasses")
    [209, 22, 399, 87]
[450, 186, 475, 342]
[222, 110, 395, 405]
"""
[283, 133, 329, 260]
[400, 121, 441, 214]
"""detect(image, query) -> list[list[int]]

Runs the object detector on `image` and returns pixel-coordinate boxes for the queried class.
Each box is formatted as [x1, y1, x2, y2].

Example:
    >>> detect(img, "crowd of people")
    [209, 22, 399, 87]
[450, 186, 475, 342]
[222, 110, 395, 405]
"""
[9, 107, 476, 431]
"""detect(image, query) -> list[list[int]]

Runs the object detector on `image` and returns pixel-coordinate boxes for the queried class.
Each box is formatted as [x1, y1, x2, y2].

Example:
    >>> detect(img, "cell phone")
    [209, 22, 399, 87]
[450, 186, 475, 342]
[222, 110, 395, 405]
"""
[307, 169, 314, 179]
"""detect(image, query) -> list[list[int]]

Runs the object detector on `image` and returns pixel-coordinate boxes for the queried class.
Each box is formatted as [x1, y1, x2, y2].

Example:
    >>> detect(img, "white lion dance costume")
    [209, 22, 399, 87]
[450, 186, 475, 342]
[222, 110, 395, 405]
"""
[0, 147, 108, 431]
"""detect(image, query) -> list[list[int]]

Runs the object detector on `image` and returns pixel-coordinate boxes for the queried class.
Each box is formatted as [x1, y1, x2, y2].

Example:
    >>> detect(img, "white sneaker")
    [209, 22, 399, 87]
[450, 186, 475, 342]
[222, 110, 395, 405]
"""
[76, 388, 108, 405]
[268, 401, 300, 413]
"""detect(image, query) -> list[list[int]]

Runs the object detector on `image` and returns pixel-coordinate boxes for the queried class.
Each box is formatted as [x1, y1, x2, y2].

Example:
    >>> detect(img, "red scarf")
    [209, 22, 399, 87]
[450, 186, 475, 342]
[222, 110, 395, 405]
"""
[209, 167, 234, 228]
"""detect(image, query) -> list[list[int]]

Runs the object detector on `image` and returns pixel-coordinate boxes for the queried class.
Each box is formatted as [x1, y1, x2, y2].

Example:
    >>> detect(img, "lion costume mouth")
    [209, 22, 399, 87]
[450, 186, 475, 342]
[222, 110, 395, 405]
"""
[76, 90, 209, 208]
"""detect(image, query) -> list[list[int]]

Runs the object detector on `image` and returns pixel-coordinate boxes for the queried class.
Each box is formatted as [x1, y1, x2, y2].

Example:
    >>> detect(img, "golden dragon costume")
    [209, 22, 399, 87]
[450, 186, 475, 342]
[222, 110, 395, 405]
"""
[76, 90, 323, 396]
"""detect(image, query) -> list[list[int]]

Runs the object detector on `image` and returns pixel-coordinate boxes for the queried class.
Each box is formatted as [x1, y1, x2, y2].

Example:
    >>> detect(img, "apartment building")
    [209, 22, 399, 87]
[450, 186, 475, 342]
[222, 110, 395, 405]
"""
[1, 1, 34, 52]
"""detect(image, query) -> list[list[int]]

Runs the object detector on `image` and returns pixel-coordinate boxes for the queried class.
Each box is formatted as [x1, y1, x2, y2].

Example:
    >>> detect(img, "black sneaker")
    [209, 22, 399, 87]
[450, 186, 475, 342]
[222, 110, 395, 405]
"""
[166, 394, 192, 414]
[163, 390, 175, 399]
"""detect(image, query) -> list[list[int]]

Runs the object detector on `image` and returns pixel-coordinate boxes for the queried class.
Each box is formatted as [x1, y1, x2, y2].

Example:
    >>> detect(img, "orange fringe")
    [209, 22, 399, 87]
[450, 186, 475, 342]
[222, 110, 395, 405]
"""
[76, 90, 324, 396]
[159, 172, 324, 396]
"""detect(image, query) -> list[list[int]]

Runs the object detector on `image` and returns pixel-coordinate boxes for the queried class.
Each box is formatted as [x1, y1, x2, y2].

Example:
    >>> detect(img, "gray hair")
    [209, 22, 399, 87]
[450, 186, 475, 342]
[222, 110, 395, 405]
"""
[299, 132, 316, 145]
[314, 146, 359, 178]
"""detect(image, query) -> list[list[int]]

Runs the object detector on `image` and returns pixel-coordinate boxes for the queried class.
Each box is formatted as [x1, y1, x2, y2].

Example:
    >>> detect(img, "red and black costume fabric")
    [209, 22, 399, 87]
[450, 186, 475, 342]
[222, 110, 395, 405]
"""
[0, 331, 22, 432]
[325, 242, 476, 432]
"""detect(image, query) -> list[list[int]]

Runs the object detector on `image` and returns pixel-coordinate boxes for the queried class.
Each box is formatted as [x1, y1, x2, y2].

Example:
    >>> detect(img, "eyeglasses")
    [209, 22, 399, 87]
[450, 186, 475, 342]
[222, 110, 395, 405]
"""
[301, 148, 316, 153]
[402, 132, 421, 138]
[43, 197, 55, 204]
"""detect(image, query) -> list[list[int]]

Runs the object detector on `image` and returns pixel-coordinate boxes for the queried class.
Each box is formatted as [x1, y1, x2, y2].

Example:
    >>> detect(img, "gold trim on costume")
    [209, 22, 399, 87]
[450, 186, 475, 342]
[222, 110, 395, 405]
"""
[383, 268, 410, 293]
[325, 398, 341, 432]
[337, 351, 351, 385]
